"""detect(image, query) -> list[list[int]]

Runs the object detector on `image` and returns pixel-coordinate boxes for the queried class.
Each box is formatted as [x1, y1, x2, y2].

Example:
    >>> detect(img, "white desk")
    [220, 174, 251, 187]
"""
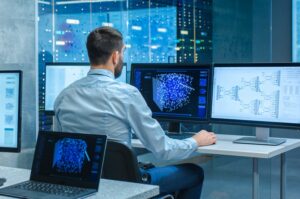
[0, 166, 159, 199]
[132, 134, 300, 199]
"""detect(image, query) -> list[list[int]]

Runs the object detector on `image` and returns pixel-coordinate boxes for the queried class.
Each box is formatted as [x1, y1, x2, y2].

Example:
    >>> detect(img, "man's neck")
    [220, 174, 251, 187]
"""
[91, 64, 114, 75]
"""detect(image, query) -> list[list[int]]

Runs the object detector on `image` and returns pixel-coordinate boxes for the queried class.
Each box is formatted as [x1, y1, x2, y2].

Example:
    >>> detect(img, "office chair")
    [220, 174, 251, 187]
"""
[102, 139, 142, 183]
[102, 139, 174, 199]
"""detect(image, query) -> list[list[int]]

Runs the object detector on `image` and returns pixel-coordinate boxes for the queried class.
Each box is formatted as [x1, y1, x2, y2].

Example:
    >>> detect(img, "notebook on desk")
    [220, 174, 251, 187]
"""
[0, 131, 107, 199]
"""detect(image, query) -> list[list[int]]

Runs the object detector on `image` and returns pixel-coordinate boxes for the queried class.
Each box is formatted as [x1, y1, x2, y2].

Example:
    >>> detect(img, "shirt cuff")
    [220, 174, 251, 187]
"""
[185, 137, 198, 150]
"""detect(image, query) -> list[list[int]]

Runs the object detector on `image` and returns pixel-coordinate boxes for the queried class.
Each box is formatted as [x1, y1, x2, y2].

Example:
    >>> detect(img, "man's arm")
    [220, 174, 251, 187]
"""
[125, 88, 216, 161]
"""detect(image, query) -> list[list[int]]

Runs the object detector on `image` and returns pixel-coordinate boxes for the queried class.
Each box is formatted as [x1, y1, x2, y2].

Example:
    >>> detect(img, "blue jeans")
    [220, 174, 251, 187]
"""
[141, 163, 204, 199]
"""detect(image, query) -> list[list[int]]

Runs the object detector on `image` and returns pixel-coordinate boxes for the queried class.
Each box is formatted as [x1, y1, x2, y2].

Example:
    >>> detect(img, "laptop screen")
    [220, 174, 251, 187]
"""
[31, 131, 107, 189]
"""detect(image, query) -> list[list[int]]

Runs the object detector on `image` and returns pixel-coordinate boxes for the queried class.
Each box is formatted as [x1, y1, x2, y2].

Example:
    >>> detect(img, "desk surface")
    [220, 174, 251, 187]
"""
[0, 166, 159, 199]
[132, 134, 300, 159]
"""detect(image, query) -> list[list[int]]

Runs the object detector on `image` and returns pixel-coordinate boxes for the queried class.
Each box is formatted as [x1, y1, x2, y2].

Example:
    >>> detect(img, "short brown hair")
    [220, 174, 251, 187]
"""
[86, 26, 123, 65]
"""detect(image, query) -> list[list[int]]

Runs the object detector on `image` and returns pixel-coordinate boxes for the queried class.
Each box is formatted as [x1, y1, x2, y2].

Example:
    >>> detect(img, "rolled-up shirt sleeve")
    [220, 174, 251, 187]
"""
[126, 88, 198, 161]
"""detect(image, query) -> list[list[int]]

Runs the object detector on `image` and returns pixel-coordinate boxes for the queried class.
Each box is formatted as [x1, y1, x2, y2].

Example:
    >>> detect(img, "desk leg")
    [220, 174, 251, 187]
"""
[253, 158, 259, 199]
[280, 153, 286, 199]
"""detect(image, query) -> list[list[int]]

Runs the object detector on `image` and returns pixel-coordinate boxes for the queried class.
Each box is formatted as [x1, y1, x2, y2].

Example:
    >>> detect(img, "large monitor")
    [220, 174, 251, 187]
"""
[0, 71, 22, 152]
[130, 63, 211, 132]
[211, 63, 300, 145]
[45, 63, 127, 112]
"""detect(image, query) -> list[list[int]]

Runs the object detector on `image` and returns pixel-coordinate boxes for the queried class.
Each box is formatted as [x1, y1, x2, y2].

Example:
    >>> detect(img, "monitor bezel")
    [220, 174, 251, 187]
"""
[130, 63, 212, 124]
[44, 62, 91, 115]
[0, 70, 22, 152]
[210, 63, 300, 129]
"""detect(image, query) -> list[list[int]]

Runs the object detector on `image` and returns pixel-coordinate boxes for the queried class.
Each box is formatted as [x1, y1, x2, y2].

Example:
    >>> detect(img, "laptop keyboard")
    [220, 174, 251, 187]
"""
[14, 181, 86, 197]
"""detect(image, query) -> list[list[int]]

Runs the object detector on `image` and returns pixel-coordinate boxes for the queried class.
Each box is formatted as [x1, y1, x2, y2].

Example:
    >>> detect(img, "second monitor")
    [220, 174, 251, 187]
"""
[130, 63, 211, 132]
[45, 63, 127, 112]
[211, 63, 300, 145]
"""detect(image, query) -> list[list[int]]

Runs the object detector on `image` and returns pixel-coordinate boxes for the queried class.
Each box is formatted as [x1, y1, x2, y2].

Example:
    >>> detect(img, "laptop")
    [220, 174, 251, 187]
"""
[0, 131, 107, 199]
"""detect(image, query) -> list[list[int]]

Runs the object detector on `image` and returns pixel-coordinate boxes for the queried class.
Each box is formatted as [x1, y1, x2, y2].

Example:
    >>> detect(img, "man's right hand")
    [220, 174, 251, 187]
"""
[192, 130, 217, 147]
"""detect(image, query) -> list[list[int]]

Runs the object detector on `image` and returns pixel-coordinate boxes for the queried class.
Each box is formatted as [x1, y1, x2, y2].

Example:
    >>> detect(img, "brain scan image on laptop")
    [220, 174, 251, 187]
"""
[52, 138, 91, 174]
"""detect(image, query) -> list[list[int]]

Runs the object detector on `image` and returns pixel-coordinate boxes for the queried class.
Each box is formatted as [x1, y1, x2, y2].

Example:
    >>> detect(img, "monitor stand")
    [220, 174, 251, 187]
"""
[165, 122, 195, 139]
[167, 122, 181, 134]
[233, 127, 286, 146]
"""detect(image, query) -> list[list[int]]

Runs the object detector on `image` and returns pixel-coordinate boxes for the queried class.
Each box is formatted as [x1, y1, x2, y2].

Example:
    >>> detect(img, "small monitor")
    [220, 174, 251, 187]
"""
[0, 71, 22, 152]
[45, 63, 127, 112]
[130, 63, 211, 128]
[211, 63, 300, 145]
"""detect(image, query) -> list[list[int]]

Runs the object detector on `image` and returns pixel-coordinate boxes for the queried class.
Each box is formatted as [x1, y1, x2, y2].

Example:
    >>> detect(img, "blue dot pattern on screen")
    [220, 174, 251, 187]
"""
[153, 73, 194, 112]
[52, 138, 88, 174]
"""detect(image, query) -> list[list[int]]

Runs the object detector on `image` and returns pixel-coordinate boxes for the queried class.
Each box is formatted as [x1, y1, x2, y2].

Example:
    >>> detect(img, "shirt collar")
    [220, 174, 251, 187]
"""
[88, 69, 115, 79]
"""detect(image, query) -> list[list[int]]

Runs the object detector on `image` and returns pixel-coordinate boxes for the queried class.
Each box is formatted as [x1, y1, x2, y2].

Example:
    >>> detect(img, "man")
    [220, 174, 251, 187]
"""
[54, 26, 217, 199]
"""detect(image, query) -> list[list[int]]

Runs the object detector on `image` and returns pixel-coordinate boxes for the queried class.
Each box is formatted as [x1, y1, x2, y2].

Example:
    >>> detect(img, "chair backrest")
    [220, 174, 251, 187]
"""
[102, 139, 142, 183]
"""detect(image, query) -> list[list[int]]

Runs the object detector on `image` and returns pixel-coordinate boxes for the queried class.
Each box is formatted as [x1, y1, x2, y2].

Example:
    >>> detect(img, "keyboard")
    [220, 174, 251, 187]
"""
[166, 132, 195, 140]
[14, 181, 86, 197]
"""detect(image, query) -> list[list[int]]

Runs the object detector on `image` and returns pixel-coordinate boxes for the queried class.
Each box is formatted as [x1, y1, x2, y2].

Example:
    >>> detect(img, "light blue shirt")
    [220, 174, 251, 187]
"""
[54, 69, 198, 161]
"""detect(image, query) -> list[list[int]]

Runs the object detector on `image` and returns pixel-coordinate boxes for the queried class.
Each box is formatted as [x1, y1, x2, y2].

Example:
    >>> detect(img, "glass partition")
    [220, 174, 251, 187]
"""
[38, 1, 300, 199]
[38, 0, 213, 130]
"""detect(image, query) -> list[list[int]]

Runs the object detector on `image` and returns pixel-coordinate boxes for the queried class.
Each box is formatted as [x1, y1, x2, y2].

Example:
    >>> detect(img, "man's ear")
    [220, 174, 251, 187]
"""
[112, 51, 119, 65]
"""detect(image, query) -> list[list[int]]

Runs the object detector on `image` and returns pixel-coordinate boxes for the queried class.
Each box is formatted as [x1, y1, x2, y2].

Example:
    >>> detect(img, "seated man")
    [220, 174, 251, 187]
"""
[54, 26, 217, 199]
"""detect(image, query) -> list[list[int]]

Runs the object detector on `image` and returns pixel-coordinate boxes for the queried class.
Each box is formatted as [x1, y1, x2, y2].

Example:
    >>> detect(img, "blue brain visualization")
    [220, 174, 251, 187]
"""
[52, 138, 89, 174]
[152, 73, 194, 112]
